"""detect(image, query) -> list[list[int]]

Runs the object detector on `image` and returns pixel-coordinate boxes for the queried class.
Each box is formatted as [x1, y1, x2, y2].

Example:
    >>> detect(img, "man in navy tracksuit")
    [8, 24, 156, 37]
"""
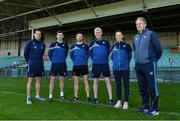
[24, 30, 46, 104]
[111, 30, 132, 109]
[133, 17, 162, 115]
[70, 32, 90, 102]
[89, 27, 114, 105]
[48, 31, 69, 101]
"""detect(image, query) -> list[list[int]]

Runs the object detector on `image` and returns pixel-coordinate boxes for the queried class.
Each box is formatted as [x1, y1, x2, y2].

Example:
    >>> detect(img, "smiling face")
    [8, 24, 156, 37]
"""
[136, 18, 146, 33]
[34, 30, 42, 41]
[94, 27, 103, 40]
[56, 32, 64, 40]
[115, 31, 124, 42]
[76, 33, 83, 42]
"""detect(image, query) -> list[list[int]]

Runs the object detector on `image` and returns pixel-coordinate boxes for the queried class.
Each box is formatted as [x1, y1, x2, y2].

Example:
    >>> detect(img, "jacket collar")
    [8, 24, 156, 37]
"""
[138, 28, 148, 34]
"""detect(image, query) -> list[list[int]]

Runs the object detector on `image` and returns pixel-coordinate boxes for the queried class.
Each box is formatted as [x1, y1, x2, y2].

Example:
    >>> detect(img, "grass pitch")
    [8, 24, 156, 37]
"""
[0, 77, 180, 120]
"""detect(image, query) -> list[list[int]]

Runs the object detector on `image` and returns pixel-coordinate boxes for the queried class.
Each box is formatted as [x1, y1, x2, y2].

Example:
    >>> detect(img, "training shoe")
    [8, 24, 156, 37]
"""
[145, 110, 159, 116]
[35, 96, 46, 101]
[122, 101, 129, 110]
[145, 107, 159, 116]
[93, 98, 98, 104]
[138, 107, 149, 113]
[60, 96, 65, 100]
[86, 97, 91, 103]
[48, 98, 53, 102]
[109, 99, 115, 106]
[73, 96, 78, 101]
[114, 100, 122, 108]
[26, 97, 32, 105]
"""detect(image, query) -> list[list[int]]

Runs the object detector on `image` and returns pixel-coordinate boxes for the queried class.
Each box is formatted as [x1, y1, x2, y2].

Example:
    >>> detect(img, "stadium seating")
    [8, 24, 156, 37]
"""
[0, 56, 25, 69]
[1, 48, 179, 70]
[158, 49, 180, 68]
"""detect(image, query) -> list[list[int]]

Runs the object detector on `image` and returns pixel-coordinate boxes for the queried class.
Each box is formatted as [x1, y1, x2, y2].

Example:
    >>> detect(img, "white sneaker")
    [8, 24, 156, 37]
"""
[114, 100, 122, 108]
[122, 101, 129, 110]
[26, 97, 32, 105]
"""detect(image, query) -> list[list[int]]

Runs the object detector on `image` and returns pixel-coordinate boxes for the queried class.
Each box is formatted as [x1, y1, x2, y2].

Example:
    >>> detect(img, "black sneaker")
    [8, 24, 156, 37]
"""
[93, 98, 98, 105]
[73, 96, 78, 101]
[48, 98, 53, 102]
[86, 97, 91, 103]
[109, 99, 115, 106]
[145, 110, 159, 116]
[60, 96, 65, 100]
[145, 107, 159, 116]
[35, 96, 46, 101]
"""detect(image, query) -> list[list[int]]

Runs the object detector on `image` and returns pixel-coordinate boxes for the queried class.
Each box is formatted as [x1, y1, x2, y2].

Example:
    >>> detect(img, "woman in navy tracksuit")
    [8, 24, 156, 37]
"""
[111, 30, 132, 109]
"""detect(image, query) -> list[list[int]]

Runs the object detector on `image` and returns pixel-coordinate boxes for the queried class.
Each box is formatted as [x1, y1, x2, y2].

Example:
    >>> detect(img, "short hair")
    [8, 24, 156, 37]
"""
[115, 30, 124, 35]
[33, 29, 44, 40]
[135, 17, 147, 24]
[57, 30, 63, 34]
[34, 29, 42, 34]
[94, 27, 102, 33]
[76, 32, 83, 35]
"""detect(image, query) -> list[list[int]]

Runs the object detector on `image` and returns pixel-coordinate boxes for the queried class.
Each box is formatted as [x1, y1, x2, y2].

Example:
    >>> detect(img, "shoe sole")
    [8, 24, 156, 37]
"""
[122, 107, 129, 110]
[153, 112, 159, 116]
[144, 112, 159, 116]
[26, 99, 32, 104]
[114, 106, 121, 108]
[36, 99, 46, 101]
[48, 99, 53, 102]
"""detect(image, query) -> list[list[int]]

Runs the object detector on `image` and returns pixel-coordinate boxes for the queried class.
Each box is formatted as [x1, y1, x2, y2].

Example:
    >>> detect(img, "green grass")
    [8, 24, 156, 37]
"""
[0, 77, 180, 120]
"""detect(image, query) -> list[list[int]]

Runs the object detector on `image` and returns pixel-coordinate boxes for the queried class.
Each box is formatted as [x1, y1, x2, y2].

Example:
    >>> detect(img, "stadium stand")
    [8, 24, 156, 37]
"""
[158, 48, 180, 68]
[0, 48, 179, 70]
[42, 48, 180, 71]
[0, 56, 25, 69]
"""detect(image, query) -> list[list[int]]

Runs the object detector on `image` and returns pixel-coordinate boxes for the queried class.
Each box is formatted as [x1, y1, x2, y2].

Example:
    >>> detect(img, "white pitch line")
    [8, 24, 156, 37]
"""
[0, 90, 180, 116]
[0, 90, 25, 96]
[58, 99, 180, 116]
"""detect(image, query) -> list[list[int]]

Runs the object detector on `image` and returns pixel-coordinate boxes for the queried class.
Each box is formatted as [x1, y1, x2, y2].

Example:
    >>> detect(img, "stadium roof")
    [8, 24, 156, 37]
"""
[0, 0, 122, 35]
[0, 0, 180, 37]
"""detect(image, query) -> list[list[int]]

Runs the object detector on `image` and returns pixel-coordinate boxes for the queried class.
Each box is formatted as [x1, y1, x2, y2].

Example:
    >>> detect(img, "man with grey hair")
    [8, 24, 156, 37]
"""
[89, 27, 114, 105]
[133, 17, 162, 115]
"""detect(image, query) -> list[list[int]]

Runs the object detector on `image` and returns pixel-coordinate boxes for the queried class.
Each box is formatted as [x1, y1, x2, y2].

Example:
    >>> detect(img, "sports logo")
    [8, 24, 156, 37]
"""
[150, 72, 154, 75]
[34, 46, 37, 49]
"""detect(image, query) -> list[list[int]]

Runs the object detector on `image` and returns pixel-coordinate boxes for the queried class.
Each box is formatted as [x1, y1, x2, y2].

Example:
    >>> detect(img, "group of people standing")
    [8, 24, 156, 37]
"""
[24, 17, 162, 116]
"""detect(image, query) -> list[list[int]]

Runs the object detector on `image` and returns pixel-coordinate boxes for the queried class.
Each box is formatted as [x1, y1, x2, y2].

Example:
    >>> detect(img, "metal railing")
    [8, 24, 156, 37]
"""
[0, 67, 180, 82]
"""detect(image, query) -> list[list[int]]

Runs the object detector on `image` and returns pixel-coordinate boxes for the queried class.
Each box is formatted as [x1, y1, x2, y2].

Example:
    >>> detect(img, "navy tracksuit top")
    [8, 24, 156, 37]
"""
[70, 43, 89, 66]
[48, 41, 69, 64]
[24, 39, 45, 65]
[89, 39, 110, 64]
[111, 41, 132, 70]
